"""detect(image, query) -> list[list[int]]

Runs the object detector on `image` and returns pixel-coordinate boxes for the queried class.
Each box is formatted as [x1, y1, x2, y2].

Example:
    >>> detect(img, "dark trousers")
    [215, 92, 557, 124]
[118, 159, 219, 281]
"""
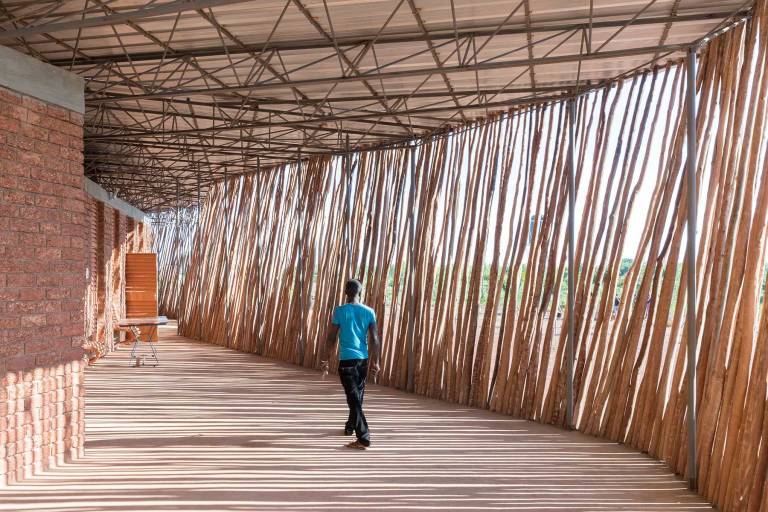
[338, 358, 370, 446]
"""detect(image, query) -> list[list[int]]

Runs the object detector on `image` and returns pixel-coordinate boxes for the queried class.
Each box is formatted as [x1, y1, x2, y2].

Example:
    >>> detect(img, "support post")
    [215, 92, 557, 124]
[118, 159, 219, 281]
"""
[566, 98, 576, 430]
[224, 167, 230, 348]
[195, 170, 201, 338]
[255, 156, 263, 353]
[297, 151, 305, 364]
[175, 180, 181, 320]
[406, 144, 417, 392]
[345, 135, 352, 275]
[684, 46, 699, 491]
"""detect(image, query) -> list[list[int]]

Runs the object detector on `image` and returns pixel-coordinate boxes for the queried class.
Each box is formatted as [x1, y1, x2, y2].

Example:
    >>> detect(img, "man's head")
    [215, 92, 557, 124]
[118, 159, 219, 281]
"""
[345, 279, 363, 301]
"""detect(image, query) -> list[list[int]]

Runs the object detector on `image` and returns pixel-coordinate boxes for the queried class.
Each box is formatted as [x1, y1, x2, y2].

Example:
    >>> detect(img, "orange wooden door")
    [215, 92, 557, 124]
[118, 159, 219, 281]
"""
[125, 253, 159, 340]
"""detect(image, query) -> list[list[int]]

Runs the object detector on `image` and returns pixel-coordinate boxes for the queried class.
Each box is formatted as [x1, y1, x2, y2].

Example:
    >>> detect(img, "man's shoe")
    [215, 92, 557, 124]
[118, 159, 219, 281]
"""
[345, 440, 368, 450]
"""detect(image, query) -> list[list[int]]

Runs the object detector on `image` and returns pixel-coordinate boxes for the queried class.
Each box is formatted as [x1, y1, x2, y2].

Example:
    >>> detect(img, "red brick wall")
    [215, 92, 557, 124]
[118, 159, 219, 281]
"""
[81, 198, 152, 362]
[0, 86, 86, 486]
[112, 210, 125, 326]
[84, 198, 97, 346]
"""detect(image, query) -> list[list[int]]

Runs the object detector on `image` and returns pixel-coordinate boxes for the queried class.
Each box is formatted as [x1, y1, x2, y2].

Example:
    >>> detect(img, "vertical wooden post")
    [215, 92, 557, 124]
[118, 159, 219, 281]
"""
[566, 97, 576, 430]
[297, 150, 305, 363]
[175, 180, 181, 320]
[195, 170, 201, 337]
[406, 143, 417, 392]
[684, 46, 699, 491]
[345, 135, 352, 276]
[224, 166, 230, 348]
[255, 156, 262, 353]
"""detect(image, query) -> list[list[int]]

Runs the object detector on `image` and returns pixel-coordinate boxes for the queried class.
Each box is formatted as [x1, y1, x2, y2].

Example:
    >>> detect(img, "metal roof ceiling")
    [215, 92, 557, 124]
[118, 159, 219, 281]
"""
[0, 0, 752, 210]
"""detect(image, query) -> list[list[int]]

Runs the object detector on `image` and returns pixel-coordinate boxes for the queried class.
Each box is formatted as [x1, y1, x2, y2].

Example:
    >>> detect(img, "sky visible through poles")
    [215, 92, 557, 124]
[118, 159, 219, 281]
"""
[342, 67, 686, 264]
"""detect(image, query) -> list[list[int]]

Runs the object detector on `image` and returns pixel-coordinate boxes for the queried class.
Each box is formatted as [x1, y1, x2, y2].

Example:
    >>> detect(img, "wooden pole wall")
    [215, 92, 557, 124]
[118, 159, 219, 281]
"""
[155, 5, 768, 509]
[153, 207, 197, 318]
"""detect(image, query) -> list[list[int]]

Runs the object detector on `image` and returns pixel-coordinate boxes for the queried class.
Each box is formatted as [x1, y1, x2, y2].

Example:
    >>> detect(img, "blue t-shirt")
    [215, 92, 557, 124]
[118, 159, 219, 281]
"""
[332, 303, 376, 360]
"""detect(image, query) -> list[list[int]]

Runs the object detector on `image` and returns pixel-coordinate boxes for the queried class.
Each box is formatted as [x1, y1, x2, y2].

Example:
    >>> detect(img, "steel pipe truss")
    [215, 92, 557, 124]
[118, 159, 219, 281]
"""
[0, 0, 753, 210]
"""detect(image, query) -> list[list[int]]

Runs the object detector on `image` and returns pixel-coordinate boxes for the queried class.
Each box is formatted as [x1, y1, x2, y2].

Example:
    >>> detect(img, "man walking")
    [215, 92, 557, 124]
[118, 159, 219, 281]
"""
[320, 279, 380, 449]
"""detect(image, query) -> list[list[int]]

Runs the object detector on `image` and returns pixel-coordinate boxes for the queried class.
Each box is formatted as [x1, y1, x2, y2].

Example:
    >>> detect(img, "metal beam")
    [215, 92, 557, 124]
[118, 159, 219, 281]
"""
[85, 140, 314, 160]
[116, 86, 567, 107]
[86, 43, 694, 104]
[86, 121, 339, 151]
[85, 92, 570, 140]
[86, 103, 437, 135]
[47, 11, 743, 67]
[0, 0, 254, 40]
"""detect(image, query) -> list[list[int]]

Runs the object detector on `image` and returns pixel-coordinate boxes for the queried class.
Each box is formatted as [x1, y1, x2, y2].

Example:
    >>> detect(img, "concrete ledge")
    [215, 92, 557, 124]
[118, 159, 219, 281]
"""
[0, 45, 84, 113]
[86, 179, 148, 223]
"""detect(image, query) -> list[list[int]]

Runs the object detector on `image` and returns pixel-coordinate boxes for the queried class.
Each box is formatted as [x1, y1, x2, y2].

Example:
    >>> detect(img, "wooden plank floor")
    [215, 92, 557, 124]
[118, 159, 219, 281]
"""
[0, 324, 712, 511]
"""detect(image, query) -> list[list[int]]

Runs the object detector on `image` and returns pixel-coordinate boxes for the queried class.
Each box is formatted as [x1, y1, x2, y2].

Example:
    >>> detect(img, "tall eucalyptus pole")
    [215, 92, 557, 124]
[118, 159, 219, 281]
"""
[406, 143, 417, 392]
[345, 135, 353, 276]
[566, 97, 577, 430]
[297, 150, 305, 363]
[224, 166, 230, 349]
[684, 46, 699, 492]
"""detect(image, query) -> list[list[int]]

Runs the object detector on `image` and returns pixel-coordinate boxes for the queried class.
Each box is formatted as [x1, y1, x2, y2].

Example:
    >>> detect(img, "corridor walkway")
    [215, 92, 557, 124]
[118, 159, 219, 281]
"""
[0, 325, 711, 511]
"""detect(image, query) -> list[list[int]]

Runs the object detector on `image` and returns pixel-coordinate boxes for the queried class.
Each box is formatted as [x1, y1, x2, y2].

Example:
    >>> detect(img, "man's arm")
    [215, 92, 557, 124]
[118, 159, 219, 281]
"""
[320, 323, 339, 374]
[368, 321, 381, 377]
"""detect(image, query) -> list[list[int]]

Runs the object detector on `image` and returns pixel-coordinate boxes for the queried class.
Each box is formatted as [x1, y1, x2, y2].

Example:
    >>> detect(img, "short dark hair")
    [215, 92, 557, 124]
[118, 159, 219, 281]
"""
[345, 279, 363, 299]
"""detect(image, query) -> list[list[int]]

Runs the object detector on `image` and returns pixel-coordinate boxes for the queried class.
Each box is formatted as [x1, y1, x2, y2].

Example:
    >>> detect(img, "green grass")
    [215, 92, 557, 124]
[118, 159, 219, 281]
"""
[369, 260, 767, 313]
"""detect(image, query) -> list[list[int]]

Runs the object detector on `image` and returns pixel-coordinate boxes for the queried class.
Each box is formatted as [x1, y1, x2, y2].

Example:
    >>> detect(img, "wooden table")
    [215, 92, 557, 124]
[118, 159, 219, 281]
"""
[118, 316, 168, 367]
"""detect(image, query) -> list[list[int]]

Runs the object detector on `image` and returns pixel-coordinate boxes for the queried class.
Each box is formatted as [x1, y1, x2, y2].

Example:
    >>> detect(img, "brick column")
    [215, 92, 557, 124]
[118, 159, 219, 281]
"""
[0, 46, 85, 486]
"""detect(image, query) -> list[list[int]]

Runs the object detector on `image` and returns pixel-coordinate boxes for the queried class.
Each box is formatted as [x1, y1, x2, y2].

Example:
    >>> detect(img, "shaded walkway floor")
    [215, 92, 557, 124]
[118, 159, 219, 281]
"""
[0, 325, 711, 511]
